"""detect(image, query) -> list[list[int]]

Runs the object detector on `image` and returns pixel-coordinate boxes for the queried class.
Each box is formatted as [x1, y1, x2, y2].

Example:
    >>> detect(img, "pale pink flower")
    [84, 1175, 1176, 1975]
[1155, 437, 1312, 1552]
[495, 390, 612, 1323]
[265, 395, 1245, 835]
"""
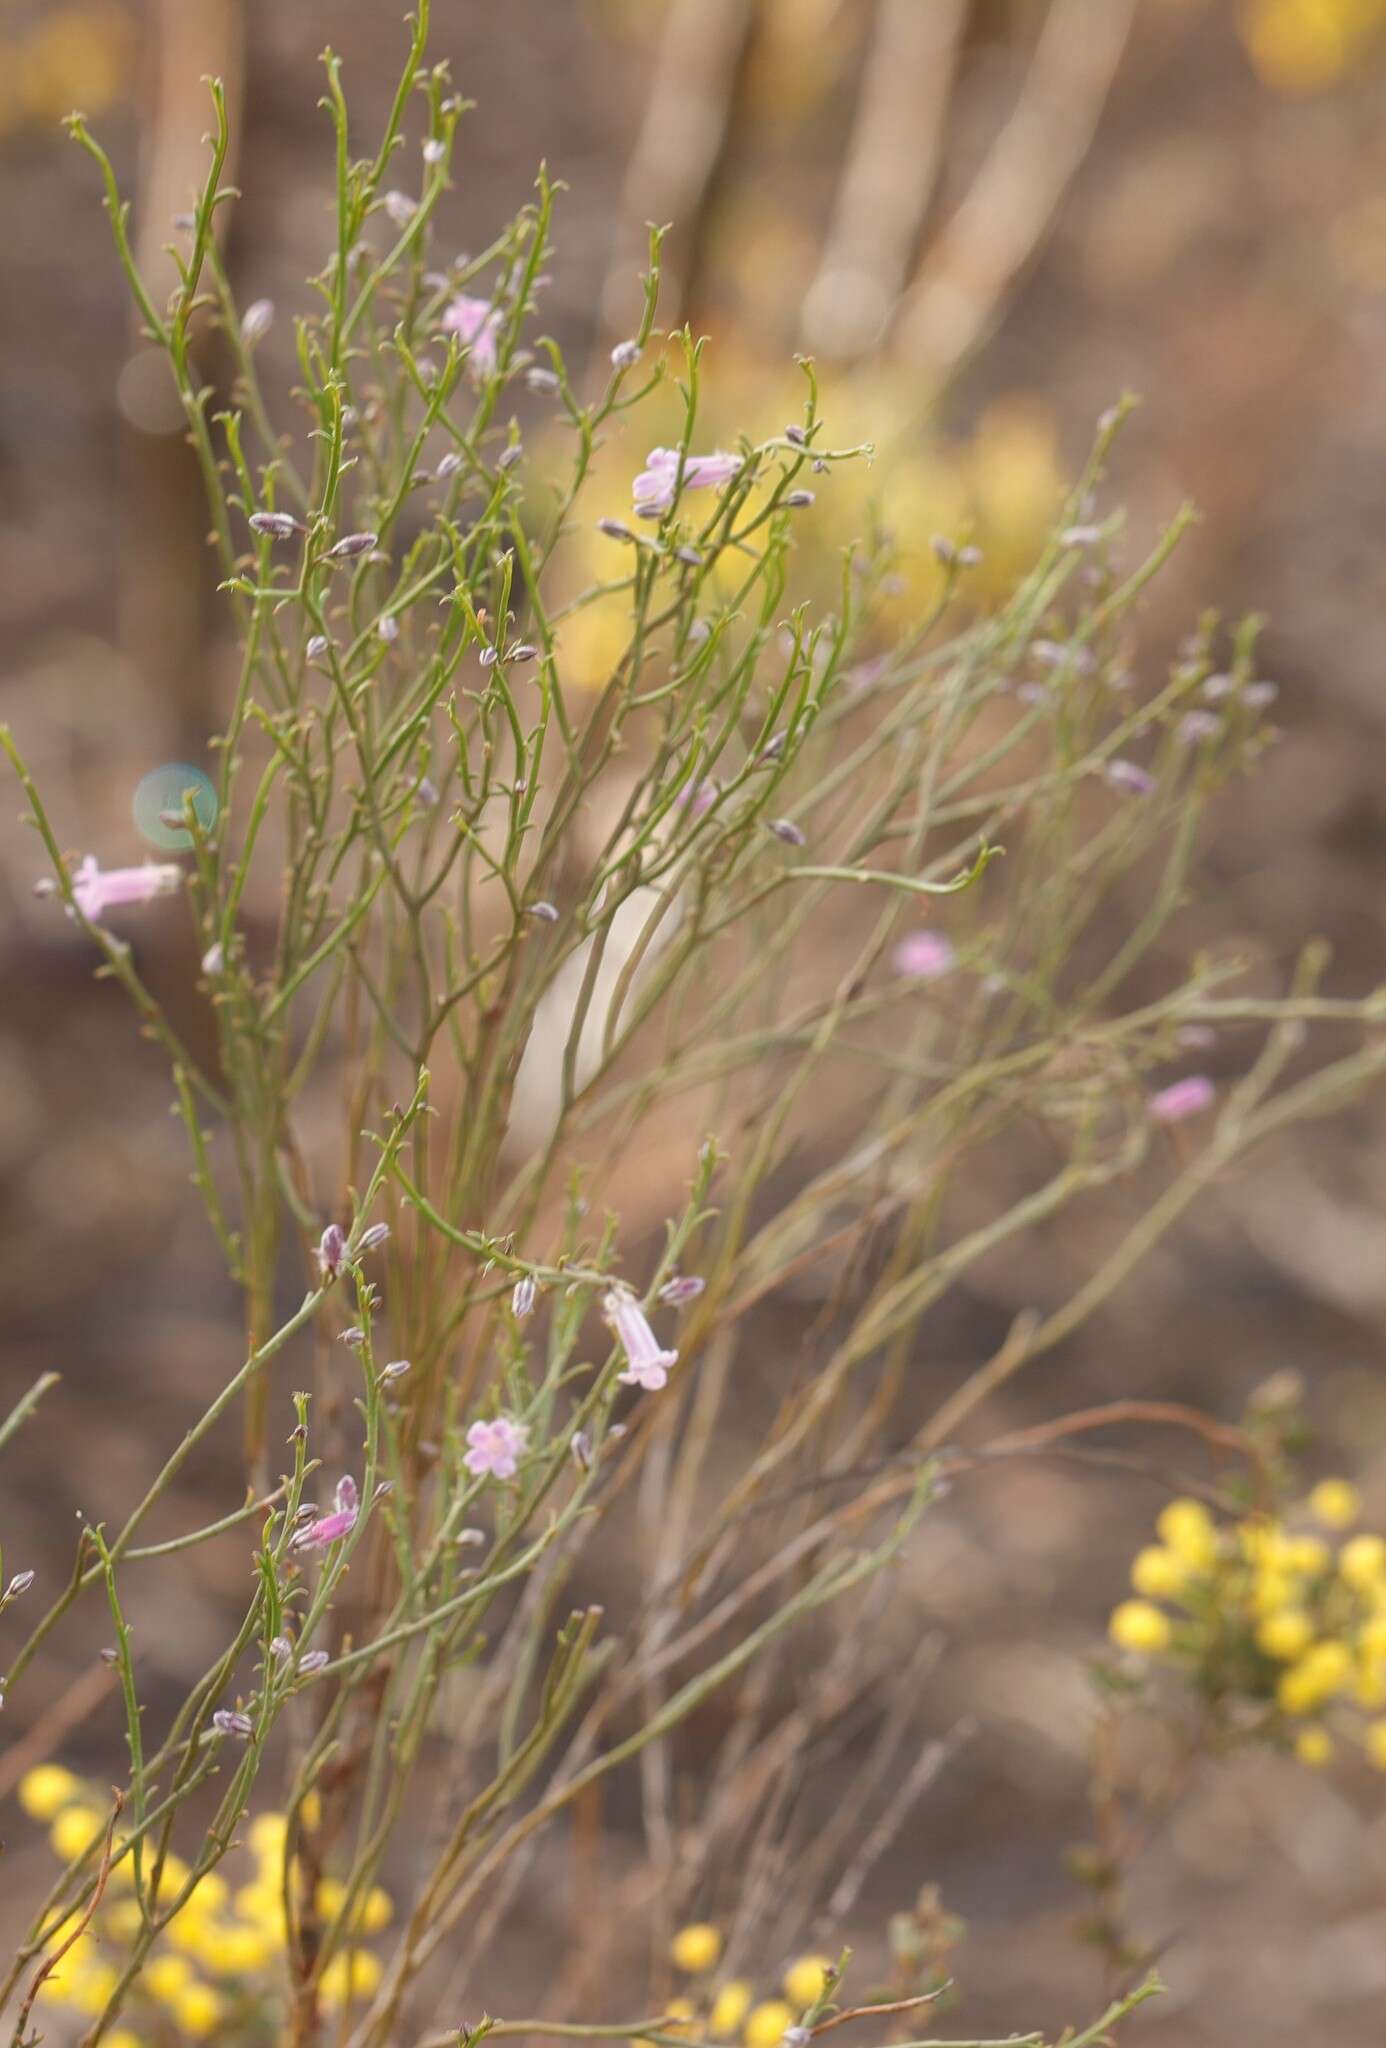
[1148, 1075, 1215, 1124]
[893, 931, 956, 981]
[442, 294, 501, 378]
[604, 1289, 678, 1392]
[1105, 759, 1155, 796]
[70, 857, 182, 923]
[292, 1475, 359, 1552]
[633, 447, 741, 517]
[463, 1416, 529, 1480]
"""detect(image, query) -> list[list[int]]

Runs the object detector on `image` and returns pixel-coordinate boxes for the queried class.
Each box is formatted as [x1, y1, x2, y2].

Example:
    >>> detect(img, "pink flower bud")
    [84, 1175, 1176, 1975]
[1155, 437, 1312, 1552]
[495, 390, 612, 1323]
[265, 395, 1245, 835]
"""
[1148, 1075, 1215, 1124]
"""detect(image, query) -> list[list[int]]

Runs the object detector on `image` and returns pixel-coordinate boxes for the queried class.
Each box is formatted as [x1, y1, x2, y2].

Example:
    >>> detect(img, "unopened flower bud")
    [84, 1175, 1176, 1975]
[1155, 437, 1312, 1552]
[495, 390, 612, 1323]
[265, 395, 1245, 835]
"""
[498, 444, 523, 471]
[597, 517, 635, 542]
[435, 451, 464, 480]
[456, 1527, 486, 1547]
[200, 942, 225, 975]
[785, 424, 807, 446]
[250, 511, 301, 539]
[526, 366, 560, 392]
[317, 1224, 347, 1281]
[240, 298, 275, 344]
[381, 1358, 411, 1382]
[529, 900, 559, 922]
[610, 339, 642, 370]
[326, 531, 379, 560]
[6, 1571, 34, 1598]
[658, 1275, 705, 1305]
[383, 190, 417, 228]
[570, 1430, 592, 1470]
[339, 1327, 365, 1348]
[507, 643, 538, 663]
[674, 545, 703, 567]
[306, 634, 330, 660]
[270, 1636, 293, 1662]
[479, 646, 498, 668]
[357, 1223, 391, 1253]
[422, 137, 447, 165]
[769, 818, 806, 846]
[783, 489, 815, 508]
[298, 1649, 330, 1673]
[512, 1275, 537, 1318]
[213, 1709, 254, 1739]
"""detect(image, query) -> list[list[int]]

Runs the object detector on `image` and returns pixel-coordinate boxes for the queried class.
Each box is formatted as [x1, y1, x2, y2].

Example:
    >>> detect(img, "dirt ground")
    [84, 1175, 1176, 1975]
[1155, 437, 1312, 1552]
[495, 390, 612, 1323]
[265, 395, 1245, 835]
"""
[4, 3, 1386, 2043]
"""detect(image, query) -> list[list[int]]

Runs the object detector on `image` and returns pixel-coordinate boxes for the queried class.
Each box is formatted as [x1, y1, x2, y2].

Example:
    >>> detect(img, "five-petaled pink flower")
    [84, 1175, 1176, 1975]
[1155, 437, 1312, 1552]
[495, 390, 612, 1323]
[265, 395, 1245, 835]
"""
[1148, 1075, 1215, 1125]
[463, 1416, 529, 1480]
[893, 931, 956, 981]
[604, 1289, 678, 1392]
[293, 1475, 359, 1553]
[633, 447, 741, 517]
[69, 857, 182, 923]
[442, 294, 501, 379]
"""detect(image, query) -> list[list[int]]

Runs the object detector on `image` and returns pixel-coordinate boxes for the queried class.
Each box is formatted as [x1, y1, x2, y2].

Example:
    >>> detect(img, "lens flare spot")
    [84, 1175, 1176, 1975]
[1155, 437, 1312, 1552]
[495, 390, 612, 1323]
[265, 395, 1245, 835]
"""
[133, 764, 217, 850]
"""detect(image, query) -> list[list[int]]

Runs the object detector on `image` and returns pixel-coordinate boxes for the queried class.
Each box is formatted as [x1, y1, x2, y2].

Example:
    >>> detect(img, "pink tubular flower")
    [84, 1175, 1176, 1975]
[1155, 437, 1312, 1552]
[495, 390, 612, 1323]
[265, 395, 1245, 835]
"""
[1148, 1075, 1215, 1125]
[893, 931, 957, 981]
[292, 1475, 359, 1553]
[70, 857, 182, 923]
[604, 1289, 678, 1392]
[442, 294, 500, 378]
[632, 447, 741, 517]
[463, 1415, 529, 1480]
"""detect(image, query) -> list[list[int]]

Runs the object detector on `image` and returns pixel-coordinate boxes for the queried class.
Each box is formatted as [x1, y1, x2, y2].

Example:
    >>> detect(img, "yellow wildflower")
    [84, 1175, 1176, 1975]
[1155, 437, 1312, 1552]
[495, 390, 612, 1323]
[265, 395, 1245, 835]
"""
[1361, 1615, 1386, 1663]
[18, 1764, 83, 1820]
[174, 1981, 222, 2036]
[1308, 1479, 1361, 1529]
[67, 1963, 119, 2015]
[320, 1948, 383, 2007]
[1285, 1536, 1330, 1577]
[50, 1806, 104, 1862]
[783, 1956, 832, 2008]
[1130, 1546, 1188, 1600]
[1340, 1534, 1386, 1589]
[106, 2032, 142, 2048]
[1256, 1610, 1314, 1661]
[1108, 1600, 1172, 1654]
[248, 1813, 288, 1864]
[1295, 1726, 1334, 1767]
[1155, 1499, 1217, 1570]
[1278, 1639, 1354, 1715]
[146, 1955, 194, 2002]
[710, 1982, 754, 2036]
[361, 1887, 392, 1933]
[745, 2000, 797, 2048]
[671, 1923, 722, 1973]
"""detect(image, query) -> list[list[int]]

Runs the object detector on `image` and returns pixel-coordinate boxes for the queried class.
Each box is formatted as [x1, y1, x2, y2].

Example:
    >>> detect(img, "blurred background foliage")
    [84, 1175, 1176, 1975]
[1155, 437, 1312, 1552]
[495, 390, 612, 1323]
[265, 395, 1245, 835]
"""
[5, 3, 1386, 2044]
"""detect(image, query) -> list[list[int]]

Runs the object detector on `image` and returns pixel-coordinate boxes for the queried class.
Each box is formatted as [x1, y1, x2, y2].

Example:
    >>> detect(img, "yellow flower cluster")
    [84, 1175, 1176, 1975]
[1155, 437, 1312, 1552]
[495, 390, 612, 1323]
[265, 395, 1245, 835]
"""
[666, 1924, 833, 2046]
[1108, 1483, 1386, 1768]
[19, 1767, 392, 2039]
[1238, 0, 1386, 93]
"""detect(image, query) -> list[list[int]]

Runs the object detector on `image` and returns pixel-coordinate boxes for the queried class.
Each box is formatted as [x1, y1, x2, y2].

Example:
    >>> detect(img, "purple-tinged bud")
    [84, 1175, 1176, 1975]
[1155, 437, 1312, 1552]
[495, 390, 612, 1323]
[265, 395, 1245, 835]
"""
[317, 1224, 347, 1281]
[1177, 709, 1221, 746]
[381, 1358, 411, 1381]
[784, 2030, 812, 2047]
[250, 511, 302, 539]
[240, 298, 275, 344]
[100, 1647, 118, 1663]
[610, 339, 642, 370]
[479, 647, 498, 668]
[597, 518, 635, 542]
[957, 544, 983, 568]
[435, 450, 464, 480]
[783, 489, 815, 509]
[1060, 524, 1103, 547]
[415, 775, 439, 808]
[529, 900, 559, 922]
[383, 189, 418, 228]
[1104, 759, 1155, 797]
[512, 1275, 537, 1318]
[931, 535, 959, 565]
[570, 1430, 592, 1470]
[785, 424, 807, 446]
[270, 1636, 293, 1662]
[526, 366, 560, 393]
[498, 443, 523, 471]
[1177, 1023, 1217, 1050]
[658, 1274, 705, 1306]
[769, 818, 806, 846]
[173, 210, 196, 230]
[507, 643, 538, 663]
[33, 877, 57, 898]
[456, 1527, 486, 1547]
[422, 137, 447, 165]
[378, 615, 400, 644]
[357, 1222, 391, 1253]
[1148, 1075, 1215, 1124]
[759, 732, 787, 762]
[339, 1327, 365, 1349]
[199, 941, 224, 976]
[6, 1570, 35, 1598]
[1202, 672, 1234, 701]
[1245, 680, 1279, 708]
[372, 1479, 394, 1502]
[298, 1649, 330, 1673]
[325, 531, 379, 561]
[213, 1709, 254, 1739]
[674, 545, 703, 567]
[306, 634, 330, 661]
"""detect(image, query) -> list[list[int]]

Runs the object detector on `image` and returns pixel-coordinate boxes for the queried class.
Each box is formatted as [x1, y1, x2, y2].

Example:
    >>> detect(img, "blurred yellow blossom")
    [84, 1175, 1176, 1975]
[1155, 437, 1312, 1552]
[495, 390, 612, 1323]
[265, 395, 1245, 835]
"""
[745, 2000, 797, 2048]
[783, 1955, 832, 2008]
[18, 1764, 83, 1819]
[672, 1923, 723, 1973]
[1308, 1479, 1361, 1528]
[710, 1982, 755, 2036]
[1130, 1545, 1189, 1600]
[1109, 1600, 1173, 1654]
[1295, 1726, 1334, 1766]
